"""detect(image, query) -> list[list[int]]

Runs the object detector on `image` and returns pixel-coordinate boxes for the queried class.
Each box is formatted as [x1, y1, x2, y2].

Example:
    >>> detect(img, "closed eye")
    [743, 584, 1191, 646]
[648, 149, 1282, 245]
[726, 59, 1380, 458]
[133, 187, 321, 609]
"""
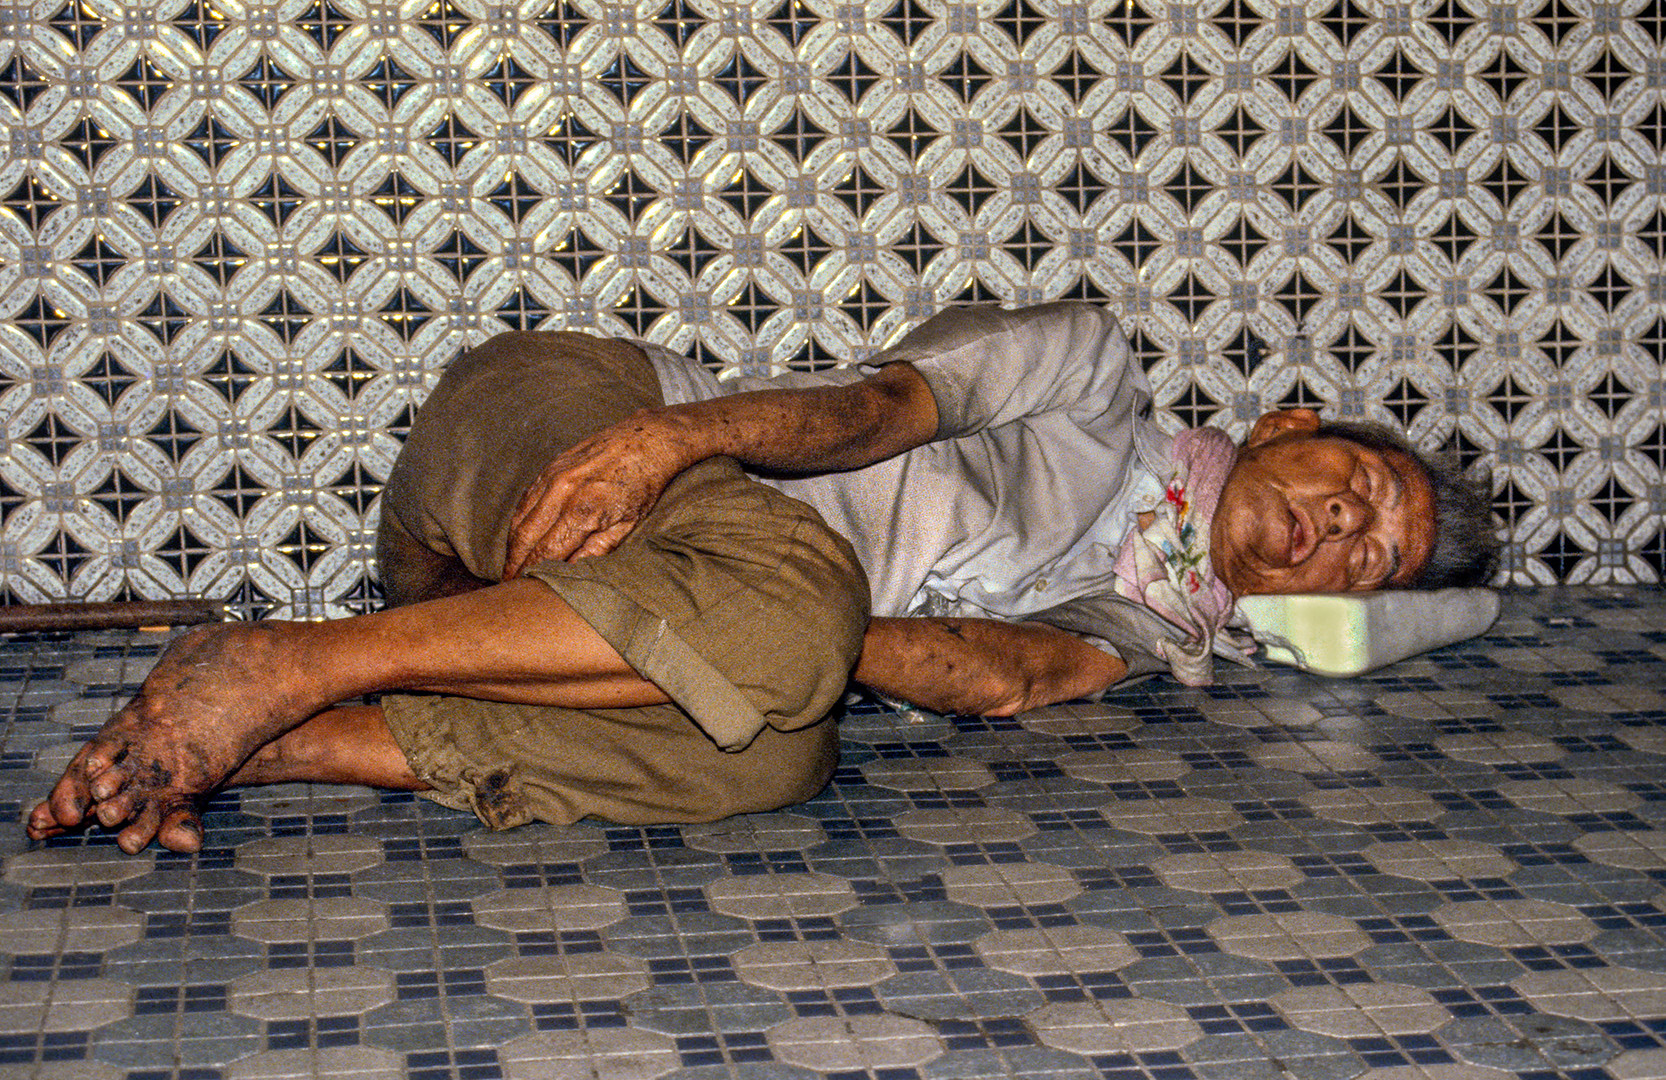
[1362, 536, 1403, 588]
[1352, 536, 1395, 589]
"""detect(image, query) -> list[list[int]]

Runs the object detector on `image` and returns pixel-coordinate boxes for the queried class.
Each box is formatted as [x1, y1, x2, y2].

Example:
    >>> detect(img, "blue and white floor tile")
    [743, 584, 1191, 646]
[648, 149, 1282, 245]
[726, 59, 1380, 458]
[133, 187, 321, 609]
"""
[0, 586, 1663, 1079]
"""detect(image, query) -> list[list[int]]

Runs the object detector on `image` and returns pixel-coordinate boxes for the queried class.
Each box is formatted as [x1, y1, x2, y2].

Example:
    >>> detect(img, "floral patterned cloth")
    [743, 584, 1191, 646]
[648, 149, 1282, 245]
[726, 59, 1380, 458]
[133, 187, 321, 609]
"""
[1110, 426, 1242, 686]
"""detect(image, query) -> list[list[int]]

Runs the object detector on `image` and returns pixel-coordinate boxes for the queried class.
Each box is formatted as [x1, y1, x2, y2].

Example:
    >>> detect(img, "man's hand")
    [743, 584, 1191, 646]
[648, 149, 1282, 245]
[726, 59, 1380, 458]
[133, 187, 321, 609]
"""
[504, 361, 939, 578]
[504, 412, 694, 577]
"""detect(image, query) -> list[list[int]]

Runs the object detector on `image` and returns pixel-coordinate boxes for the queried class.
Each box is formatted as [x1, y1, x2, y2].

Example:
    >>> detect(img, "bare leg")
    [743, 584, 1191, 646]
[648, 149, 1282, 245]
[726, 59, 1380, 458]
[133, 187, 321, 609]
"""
[27, 579, 670, 853]
[228, 706, 429, 789]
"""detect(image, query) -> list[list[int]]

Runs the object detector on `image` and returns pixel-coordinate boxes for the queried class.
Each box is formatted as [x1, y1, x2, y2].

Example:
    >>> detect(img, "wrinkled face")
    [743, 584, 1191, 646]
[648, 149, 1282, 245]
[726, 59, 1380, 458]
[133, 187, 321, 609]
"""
[1210, 410, 1436, 595]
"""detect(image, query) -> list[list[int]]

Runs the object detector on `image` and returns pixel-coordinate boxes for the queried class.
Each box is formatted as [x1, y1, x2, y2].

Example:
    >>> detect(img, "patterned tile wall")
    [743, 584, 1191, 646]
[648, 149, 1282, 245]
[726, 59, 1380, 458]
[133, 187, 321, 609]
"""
[0, 0, 1662, 616]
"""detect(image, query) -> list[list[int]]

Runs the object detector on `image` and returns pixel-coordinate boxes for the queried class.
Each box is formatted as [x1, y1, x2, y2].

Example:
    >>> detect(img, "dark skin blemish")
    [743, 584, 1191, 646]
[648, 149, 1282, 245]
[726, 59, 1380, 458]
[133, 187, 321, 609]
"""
[137, 761, 174, 790]
[473, 769, 526, 830]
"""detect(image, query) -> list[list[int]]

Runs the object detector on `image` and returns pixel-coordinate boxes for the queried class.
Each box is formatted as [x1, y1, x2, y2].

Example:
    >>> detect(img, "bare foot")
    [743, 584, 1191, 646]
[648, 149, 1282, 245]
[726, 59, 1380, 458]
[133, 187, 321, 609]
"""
[26, 622, 329, 854]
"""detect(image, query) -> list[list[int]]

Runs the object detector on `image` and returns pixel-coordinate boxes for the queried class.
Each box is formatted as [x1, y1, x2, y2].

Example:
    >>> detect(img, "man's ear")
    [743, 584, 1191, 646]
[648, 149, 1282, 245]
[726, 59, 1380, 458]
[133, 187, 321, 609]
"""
[1246, 408, 1321, 447]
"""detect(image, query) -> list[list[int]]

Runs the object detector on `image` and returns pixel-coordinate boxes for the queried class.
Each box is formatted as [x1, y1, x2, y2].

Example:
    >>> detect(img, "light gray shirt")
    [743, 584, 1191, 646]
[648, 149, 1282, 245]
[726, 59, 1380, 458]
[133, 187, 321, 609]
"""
[640, 301, 1173, 621]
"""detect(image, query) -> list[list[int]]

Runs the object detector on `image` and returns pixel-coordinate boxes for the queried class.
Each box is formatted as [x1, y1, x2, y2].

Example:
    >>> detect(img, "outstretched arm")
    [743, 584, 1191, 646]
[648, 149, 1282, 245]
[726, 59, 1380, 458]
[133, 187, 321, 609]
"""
[854, 617, 1129, 717]
[504, 361, 939, 576]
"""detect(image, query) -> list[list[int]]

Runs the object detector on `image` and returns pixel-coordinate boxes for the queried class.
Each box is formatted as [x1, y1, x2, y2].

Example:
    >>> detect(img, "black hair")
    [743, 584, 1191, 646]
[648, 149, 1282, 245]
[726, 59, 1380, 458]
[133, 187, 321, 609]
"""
[1314, 420, 1501, 589]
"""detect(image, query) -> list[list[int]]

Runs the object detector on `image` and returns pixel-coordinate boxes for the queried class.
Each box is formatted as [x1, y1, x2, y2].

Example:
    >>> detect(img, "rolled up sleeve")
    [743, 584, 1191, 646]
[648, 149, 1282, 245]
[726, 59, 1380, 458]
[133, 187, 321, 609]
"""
[868, 302, 1136, 440]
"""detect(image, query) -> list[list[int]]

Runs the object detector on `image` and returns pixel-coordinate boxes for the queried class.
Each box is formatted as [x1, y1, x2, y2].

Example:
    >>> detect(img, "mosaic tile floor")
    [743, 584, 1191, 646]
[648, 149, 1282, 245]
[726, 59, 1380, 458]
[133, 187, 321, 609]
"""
[0, 587, 1664, 1080]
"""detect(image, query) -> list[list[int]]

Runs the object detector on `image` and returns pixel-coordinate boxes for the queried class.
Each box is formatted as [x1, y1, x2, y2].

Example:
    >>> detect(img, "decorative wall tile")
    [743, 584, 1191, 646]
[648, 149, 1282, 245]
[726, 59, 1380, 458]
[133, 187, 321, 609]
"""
[1, 0, 1661, 614]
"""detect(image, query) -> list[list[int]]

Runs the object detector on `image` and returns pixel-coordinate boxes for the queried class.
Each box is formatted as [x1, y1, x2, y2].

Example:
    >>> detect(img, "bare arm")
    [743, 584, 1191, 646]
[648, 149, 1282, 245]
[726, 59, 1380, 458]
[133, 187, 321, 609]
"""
[854, 617, 1129, 717]
[504, 362, 939, 576]
[653, 361, 939, 474]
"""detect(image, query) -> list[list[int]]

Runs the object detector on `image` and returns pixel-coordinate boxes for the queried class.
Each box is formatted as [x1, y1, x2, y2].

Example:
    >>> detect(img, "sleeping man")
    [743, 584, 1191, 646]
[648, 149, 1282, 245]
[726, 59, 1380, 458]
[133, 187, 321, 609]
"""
[27, 302, 1499, 854]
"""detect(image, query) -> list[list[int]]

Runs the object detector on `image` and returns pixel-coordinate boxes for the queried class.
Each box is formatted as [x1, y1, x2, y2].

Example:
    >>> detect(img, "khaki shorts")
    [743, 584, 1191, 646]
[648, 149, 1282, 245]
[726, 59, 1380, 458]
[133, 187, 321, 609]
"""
[376, 331, 869, 828]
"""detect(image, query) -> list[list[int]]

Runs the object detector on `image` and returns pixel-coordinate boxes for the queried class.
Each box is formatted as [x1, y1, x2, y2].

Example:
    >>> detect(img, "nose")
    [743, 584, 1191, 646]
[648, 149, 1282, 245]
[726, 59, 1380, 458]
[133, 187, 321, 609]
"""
[1320, 493, 1371, 540]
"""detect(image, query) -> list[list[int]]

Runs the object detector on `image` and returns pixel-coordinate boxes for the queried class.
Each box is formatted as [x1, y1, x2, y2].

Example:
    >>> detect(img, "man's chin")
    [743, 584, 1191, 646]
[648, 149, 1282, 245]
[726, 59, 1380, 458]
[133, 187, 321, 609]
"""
[1218, 562, 1275, 597]
[1216, 545, 1294, 596]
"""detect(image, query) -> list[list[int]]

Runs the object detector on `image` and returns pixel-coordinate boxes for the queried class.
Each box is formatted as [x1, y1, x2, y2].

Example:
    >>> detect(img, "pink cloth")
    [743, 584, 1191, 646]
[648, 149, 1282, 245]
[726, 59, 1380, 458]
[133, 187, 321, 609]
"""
[1111, 426, 1240, 685]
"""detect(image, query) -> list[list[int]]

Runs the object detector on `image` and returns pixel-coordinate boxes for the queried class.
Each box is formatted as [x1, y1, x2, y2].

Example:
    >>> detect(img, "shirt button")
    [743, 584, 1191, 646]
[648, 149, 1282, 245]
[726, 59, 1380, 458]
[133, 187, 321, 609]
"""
[1034, 578, 1049, 593]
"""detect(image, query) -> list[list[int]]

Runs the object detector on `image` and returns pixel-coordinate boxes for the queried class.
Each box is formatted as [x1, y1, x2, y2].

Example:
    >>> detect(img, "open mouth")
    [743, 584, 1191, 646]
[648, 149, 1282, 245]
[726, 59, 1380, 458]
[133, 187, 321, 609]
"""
[1287, 505, 1315, 566]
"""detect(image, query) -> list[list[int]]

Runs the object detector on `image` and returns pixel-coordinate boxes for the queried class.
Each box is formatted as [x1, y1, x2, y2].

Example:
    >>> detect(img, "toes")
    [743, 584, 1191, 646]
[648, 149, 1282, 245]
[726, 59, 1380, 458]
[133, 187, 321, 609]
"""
[25, 802, 49, 836]
[116, 798, 201, 855]
[80, 742, 126, 780]
[25, 801, 69, 840]
[88, 763, 130, 803]
[45, 773, 93, 831]
[78, 727, 134, 781]
[35, 731, 136, 837]
[116, 799, 162, 855]
[157, 807, 204, 854]
[94, 788, 138, 829]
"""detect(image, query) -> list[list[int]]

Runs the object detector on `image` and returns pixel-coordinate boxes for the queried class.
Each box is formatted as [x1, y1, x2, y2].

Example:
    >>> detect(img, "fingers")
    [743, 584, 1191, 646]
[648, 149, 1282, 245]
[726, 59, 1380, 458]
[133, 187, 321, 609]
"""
[570, 522, 633, 561]
[505, 464, 556, 579]
[505, 479, 576, 580]
[506, 443, 602, 578]
[505, 517, 585, 580]
[504, 426, 678, 578]
[506, 485, 625, 577]
[503, 507, 540, 582]
[508, 468, 546, 529]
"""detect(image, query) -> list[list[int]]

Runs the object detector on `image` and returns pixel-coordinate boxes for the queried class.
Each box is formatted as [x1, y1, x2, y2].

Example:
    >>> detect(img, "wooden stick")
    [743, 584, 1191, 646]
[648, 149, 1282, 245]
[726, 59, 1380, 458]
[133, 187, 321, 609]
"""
[0, 600, 227, 633]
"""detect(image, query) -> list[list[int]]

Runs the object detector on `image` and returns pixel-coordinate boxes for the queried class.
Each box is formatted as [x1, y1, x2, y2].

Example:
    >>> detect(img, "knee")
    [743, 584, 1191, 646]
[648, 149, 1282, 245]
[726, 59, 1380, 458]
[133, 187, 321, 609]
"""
[374, 513, 491, 608]
[457, 330, 640, 384]
[740, 515, 870, 732]
[459, 330, 554, 368]
[617, 460, 871, 733]
[710, 720, 840, 819]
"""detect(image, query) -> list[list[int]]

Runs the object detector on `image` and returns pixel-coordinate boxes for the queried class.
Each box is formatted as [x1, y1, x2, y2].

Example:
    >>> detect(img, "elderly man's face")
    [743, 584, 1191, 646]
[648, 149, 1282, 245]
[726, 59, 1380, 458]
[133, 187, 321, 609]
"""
[1210, 410, 1436, 595]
